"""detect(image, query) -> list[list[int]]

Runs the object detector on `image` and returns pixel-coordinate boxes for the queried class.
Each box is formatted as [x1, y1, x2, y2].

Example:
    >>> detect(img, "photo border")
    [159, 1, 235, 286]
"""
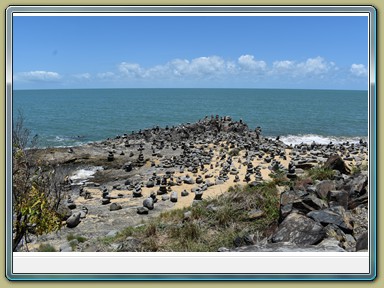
[4, 4, 377, 281]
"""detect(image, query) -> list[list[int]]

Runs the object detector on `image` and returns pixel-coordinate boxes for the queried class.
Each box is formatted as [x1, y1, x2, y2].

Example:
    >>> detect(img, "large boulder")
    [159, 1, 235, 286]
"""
[307, 206, 353, 232]
[355, 232, 368, 251]
[57, 205, 72, 221]
[316, 180, 336, 199]
[66, 212, 81, 228]
[324, 155, 350, 174]
[272, 212, 325, 245]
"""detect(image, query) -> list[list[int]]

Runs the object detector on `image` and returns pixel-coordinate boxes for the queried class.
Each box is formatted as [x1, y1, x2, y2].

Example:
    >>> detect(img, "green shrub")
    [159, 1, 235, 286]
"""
[38, 243, 56, 252]
[307, 167, 335, 181]
[67, 233, 87, 243]
[228, 148, 240, 157]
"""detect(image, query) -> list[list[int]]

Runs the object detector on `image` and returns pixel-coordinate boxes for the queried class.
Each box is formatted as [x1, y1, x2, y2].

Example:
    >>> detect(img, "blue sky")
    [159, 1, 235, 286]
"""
[13, 15, 369, 90]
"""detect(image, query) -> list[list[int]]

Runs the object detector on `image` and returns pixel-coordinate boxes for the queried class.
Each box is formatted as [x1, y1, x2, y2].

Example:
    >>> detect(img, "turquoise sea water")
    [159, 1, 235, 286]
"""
[12, 88, 368, 147]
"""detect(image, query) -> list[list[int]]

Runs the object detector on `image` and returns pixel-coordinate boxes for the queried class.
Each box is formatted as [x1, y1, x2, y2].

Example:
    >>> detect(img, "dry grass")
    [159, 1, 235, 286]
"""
[100, 179, 281, 252]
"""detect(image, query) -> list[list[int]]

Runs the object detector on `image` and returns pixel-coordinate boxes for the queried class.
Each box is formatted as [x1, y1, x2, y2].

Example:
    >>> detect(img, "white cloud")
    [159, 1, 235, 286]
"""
[238, 54, 266, 70]
[118, 56, 234, 80]
[96, 72, 115, 79]
[273, 60, 295, 70]
[271, 57, 338, 79]
[14, 70, 61, 82]
[296, 56, 331, 74]
[118, 63, 144, 78]
[73, 73, 91, 80]
[15, 55, 365, 89]
[350, 64, 367, 77]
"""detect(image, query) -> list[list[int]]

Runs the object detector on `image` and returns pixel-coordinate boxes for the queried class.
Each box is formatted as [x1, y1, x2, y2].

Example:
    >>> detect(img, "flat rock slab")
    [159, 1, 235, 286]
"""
[230, 242, 345, 252]
[307, 206, 353, 232]
[272, 212, 325, 245]
[137, 207, 149, 215]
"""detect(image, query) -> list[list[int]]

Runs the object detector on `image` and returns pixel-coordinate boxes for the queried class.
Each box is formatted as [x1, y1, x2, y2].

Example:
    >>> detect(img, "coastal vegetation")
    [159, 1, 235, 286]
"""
[100, 180, 280, 252]
[12, 111, 64, 251]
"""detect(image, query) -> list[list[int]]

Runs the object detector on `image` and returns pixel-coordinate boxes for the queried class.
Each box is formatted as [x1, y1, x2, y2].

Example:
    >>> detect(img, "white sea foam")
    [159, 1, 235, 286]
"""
[70, 166, 104, 184]
[279, 134, 367, 146]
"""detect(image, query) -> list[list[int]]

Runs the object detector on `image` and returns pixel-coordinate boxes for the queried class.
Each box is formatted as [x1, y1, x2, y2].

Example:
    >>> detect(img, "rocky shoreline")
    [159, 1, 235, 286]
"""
[21, 116, 369, 252]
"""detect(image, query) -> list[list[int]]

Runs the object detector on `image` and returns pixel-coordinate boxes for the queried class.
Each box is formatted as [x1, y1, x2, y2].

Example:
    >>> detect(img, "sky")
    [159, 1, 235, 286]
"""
[12, 14, 369, 90]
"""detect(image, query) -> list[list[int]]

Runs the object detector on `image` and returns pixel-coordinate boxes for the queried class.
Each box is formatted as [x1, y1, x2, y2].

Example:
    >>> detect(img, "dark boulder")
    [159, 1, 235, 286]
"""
[328, 190, 349, 210]
[272, 212, 325, 245]
[324, 154, 350, 174]
[66, 212, 81, 228]
[307, 206, 353, 232]
[355, 232, 368, 251]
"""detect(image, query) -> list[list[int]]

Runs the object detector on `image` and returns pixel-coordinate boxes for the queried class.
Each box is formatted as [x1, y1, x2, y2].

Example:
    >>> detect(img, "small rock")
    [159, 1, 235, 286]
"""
[161, 195, 170, 201]
[137, 207, 149, 215]
[143, 197, 154, 210]
[170, 191, 178, 203]
[110, 203, 122, 211]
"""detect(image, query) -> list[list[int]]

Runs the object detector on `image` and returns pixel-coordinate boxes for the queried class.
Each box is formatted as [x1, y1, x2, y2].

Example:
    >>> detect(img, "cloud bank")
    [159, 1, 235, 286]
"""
[14, 70, 61, 82]
[14, 55, 368, 89]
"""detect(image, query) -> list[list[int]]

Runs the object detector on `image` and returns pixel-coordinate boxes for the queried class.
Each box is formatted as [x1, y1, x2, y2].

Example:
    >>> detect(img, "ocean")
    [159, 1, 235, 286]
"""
[12, 88, 368, 148]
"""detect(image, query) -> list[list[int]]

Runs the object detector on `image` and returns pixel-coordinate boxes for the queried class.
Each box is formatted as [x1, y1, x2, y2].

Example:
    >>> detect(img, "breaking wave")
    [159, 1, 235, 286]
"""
[279, 134, 367, 146]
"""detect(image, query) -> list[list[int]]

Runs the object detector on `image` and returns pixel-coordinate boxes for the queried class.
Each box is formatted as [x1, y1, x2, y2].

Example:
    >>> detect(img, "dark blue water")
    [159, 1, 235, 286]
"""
[12, 88, 368, 147]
